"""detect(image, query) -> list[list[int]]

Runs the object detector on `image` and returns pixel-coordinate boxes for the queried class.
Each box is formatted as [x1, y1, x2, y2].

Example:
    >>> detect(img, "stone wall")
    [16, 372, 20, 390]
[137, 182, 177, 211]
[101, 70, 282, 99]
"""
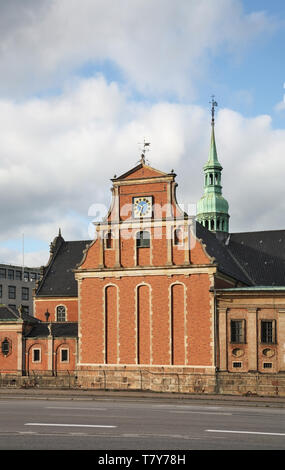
[1, 369, 285, 397]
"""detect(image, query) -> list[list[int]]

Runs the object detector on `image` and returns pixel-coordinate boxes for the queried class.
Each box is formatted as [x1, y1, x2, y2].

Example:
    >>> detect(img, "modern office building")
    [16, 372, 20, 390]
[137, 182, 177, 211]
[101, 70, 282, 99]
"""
[0, 264, 41, 316]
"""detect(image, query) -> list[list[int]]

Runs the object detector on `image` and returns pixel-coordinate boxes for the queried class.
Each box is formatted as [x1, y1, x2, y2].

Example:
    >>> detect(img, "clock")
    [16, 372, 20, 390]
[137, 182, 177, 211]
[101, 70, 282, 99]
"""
[133, 196, 152, 218]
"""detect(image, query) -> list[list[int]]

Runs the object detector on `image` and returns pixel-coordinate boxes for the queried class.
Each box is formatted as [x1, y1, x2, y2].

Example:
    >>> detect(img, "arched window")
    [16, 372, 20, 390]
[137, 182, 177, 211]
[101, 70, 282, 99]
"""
[209, 174, 213, 185]
[56, 305, 66, 322]
[211, 219, 215, 230]
[205, 220, 209, 229]
[136, 231, 150, 248]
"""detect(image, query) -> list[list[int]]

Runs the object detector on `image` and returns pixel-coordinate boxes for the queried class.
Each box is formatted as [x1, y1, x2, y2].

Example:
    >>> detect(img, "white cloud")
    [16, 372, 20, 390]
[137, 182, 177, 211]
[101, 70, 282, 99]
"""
[1, 75, 285, 269]
[0, 0, 276, 98]
[0, 0, 282, 266]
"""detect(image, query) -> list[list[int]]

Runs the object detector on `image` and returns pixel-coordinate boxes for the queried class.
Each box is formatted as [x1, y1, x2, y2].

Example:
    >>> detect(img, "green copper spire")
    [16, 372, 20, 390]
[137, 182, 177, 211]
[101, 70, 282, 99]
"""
[196, 97, 230, 234]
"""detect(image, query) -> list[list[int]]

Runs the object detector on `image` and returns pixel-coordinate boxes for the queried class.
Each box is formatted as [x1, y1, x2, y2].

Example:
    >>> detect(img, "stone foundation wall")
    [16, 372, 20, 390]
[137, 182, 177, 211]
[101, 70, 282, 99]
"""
[75, 366, 217, 394]
[1, 369, 285, 397]
[216, 372, 285, 397]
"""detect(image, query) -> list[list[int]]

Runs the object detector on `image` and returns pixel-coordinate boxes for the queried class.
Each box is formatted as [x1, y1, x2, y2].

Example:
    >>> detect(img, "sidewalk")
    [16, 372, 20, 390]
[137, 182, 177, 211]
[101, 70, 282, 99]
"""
[0, 387, 285, 407]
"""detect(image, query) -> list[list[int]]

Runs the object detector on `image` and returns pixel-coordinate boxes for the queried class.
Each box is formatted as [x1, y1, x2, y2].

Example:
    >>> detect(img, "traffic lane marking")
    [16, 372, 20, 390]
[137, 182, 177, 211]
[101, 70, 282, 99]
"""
[25, 423, 117, 428]
[170, 411, 232, 415]
[206, 429, 285, 437]
[46, 406, 107, 411]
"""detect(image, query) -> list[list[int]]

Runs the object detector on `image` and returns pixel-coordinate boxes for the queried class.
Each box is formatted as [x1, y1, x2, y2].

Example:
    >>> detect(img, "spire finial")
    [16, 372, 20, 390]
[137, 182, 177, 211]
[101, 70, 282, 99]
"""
[210, 95, 218, 126]
[139, 138, 150, 164]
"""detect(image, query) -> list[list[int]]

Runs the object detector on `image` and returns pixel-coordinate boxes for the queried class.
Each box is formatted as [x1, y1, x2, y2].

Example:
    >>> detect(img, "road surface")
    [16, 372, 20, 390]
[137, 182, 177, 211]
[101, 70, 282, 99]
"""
[0, 395, 284, 451]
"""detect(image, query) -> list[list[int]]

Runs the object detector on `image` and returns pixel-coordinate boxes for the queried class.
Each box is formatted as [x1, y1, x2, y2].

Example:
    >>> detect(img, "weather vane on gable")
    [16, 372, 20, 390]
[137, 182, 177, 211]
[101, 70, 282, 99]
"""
[210, 95, 218, 126]
[138, 138, 151, 164]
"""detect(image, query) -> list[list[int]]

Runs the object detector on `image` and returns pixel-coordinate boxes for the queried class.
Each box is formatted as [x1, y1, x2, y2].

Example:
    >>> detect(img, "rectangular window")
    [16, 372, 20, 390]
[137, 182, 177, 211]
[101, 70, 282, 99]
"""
[30, 272, 37, 281]
[0, 268, 6, 279]
[105, 231, 113, 249]
[232, 362, 242, 368]
[33, 349, 41, 362]
[230, 320, 246, 343]
[61, 349, 69, 362]
[173, 228, 183, 246]
[136, 231, 150, 248]
[15, 270, 22, 281]
[8, 269, 14, 280]
[0, 285, 2, 297]
[22, 305, 29, 314]
[261, 320, 276, 344]
[263, 362, 272, 369]
[8, 285, 16, 299]
[22, 287, 29, 301]
[23, 271, 29, 282]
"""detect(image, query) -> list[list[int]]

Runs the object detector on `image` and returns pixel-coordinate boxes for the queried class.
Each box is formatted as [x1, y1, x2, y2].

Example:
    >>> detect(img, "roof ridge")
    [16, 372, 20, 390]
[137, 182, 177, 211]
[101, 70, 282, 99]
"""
[35, 236, 65, 295]
[225, 245, 256, 286]
[232, 229, 285, 235]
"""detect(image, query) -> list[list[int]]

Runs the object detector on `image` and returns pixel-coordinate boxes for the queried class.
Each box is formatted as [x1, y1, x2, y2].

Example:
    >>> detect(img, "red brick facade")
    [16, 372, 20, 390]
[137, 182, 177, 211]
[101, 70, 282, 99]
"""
[75, 162, 219, 375]
[2, 160, 285, 397]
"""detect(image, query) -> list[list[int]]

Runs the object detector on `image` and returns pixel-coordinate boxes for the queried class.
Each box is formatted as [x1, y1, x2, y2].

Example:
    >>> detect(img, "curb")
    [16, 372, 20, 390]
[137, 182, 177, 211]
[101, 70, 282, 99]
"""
[0, 387, 285, 407]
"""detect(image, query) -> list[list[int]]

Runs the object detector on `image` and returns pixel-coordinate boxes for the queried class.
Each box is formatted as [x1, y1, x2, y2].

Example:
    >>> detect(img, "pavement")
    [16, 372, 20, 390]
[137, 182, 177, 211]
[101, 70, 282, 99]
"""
[0, 386, 285, 407]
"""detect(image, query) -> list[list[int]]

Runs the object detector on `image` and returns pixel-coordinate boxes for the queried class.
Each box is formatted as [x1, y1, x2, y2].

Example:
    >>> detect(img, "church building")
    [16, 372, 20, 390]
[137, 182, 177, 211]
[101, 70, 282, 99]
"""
[1, 101, 285, 395]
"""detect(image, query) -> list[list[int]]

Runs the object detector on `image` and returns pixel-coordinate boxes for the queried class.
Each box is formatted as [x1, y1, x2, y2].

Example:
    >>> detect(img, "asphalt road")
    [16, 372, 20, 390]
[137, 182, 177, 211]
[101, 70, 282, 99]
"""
[0, 396, 284, 451]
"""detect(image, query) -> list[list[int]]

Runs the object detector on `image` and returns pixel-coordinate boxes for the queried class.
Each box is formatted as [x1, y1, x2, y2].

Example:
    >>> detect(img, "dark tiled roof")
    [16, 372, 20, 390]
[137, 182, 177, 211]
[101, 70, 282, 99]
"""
[0, 305, 20, 321]
[226, 230, 285, 286]
[36, 237, 90, 297]
[0, 305, 40, 323]
[25, 322, 78, 338]
[36, 227, 285, 295]
[195, 223, 252, 285]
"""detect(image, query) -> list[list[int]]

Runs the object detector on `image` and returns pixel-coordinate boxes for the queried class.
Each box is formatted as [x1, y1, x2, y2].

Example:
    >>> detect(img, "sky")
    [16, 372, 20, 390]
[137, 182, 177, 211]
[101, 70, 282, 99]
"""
[0, 0, 285, 267]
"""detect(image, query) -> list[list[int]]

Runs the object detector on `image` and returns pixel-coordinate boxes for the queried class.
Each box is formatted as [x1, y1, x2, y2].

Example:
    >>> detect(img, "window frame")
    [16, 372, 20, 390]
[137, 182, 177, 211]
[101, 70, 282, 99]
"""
[8, 285, 16, 300]
[56, 305, 67, 322]
[0, 268, 6, 279]
[230, 319, 246, 344]
[22, 286, 29, 301]
[32, 348, 41, 363]
[60, 348, 69, 363]
[8, 269, 14, 280]
[105, 231, 113, 250]
[173, 227, 183, 246]
[1, 338, 10, 356]
[136, 230, 150, 248]
[261, 320, 276, 344]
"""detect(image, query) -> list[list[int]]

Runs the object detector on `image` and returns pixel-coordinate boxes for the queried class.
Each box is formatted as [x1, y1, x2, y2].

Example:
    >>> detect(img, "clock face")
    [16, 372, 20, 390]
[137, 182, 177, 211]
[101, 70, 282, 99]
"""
[133, 196, 152, 218]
